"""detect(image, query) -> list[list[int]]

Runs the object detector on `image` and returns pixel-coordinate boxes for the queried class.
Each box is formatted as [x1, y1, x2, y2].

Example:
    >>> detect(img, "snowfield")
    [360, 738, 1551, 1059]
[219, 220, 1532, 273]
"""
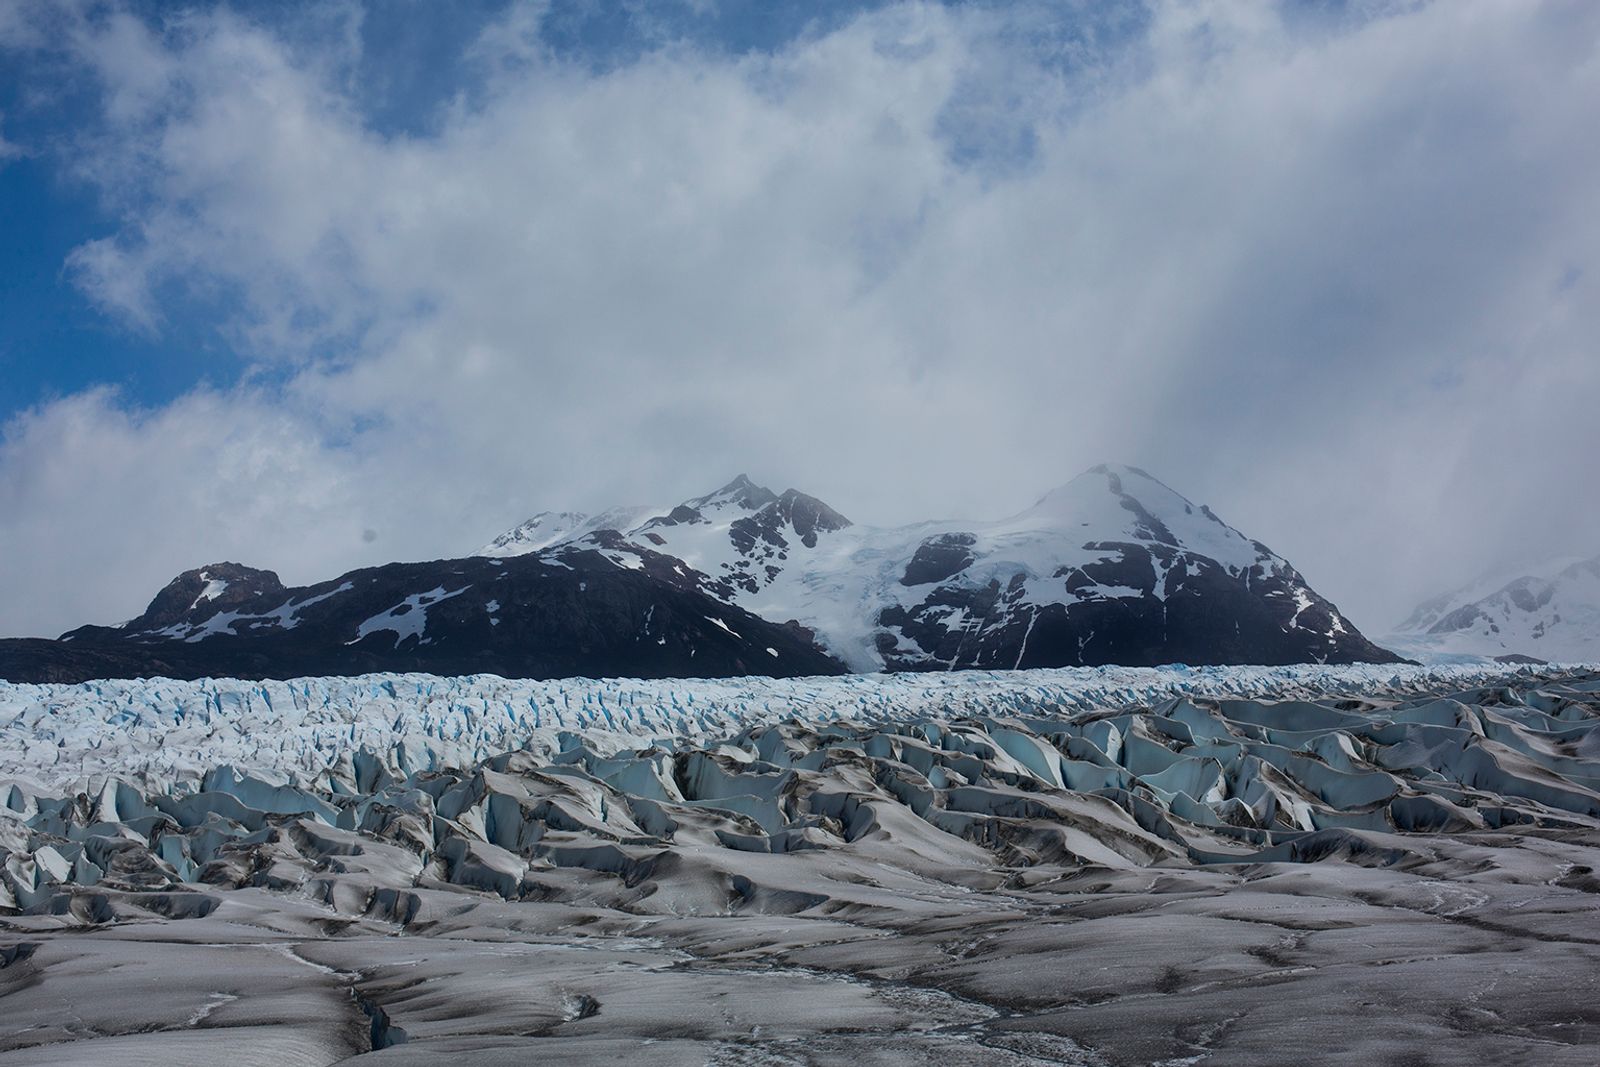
[2, 662, 1584, 795]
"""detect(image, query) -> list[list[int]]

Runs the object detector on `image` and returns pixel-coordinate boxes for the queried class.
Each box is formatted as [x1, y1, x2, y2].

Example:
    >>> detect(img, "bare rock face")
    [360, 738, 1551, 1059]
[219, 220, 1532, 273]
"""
[900, 533, 978, 587]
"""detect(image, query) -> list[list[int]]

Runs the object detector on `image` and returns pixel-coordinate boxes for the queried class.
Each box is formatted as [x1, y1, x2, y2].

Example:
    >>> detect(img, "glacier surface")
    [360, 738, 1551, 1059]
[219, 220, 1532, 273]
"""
[2, 667, 1599, 1064]
[1, 662, 1584, 795]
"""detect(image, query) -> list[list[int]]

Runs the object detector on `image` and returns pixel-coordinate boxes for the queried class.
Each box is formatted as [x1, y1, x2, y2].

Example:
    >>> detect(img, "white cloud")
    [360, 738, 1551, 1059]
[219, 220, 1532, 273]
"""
[0, 106, 27, 164]
[0, 388, 368, 634]
[63, 236, 160, 331]
[1, 0, 1596, 638]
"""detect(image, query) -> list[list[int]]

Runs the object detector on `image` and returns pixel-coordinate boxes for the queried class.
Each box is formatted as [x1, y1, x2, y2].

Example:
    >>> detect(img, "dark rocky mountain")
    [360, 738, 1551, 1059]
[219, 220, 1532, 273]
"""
[0, 553, 846, 684]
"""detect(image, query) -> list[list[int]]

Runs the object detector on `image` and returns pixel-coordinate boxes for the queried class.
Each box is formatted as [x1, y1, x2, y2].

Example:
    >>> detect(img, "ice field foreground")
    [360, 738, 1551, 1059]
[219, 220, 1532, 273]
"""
[1, 662, 1586, 795]
[3, 668, 1600, 1064]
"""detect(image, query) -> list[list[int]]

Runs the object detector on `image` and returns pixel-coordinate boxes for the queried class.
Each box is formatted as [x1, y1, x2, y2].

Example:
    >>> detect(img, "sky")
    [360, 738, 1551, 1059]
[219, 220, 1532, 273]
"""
[0, 0, 1596, 641]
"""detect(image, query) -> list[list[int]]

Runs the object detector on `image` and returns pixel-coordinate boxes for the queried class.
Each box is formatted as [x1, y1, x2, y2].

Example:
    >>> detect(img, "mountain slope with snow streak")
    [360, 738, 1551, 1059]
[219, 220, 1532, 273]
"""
[0, 552, 845, 684]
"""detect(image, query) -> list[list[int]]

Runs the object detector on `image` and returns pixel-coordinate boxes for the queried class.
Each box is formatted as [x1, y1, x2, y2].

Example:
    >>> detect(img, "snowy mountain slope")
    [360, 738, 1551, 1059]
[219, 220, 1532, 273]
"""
[477, 505, 665, 557]
[1387, 554, 1600, 663]
[0, 552, 846, 684]
[483, 465, 1401, 670]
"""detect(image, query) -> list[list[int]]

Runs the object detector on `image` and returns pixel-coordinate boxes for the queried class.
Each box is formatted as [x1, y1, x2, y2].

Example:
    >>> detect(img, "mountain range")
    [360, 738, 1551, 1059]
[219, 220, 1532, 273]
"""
[0, 464, 1403, 683]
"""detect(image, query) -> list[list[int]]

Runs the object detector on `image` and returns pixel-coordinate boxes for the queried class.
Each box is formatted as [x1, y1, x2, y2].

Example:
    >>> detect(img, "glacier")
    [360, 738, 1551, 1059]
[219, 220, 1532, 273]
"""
[0, 662, 1581, 795]
[3, 664, 1599, 1065]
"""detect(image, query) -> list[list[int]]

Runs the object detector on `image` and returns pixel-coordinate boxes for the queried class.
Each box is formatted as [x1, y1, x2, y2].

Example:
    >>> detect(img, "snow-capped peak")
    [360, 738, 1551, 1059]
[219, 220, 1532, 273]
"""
[471, 466, 1392, 673]
[1016, 464, 1272, 575]
[689, 474, 780, 512]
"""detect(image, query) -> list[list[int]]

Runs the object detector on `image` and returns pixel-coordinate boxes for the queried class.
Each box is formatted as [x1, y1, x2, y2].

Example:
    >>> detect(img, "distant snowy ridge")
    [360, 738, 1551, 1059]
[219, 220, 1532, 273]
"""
[1388, 552, 1600, 663]
[0, 663, 1577, 796]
